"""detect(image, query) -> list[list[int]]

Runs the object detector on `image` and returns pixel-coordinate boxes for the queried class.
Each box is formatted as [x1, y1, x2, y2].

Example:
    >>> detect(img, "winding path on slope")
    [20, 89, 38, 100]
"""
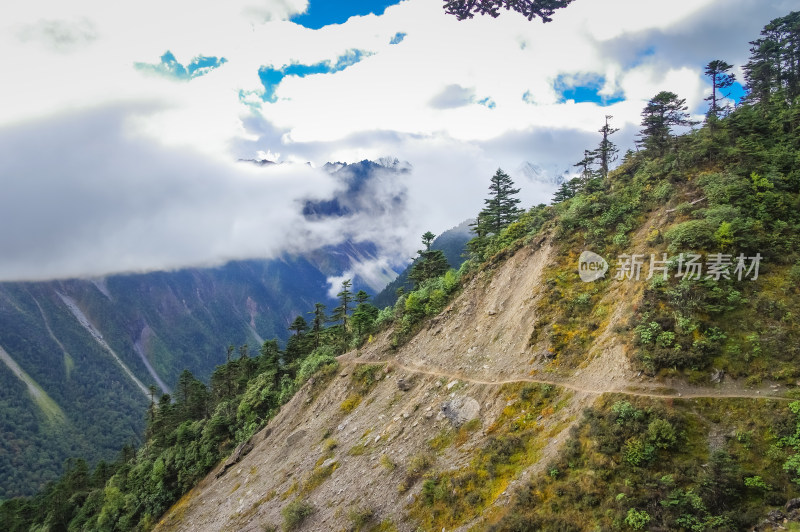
[344, 357, 794, 402]
[345, 355, 793, 532]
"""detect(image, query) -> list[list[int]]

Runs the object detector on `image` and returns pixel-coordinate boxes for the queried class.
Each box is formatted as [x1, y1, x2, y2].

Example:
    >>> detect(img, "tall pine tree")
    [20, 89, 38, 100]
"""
[471, 168, 523, 237]
[307, 303, 327, 350]
[408, 231, 450, 288]
[573, 149, 598, 184]
[744, 11, 800, 106]
[704, 60, 736, 121]
[331, 279, 354, 347]
[596, 115, 619, 178]
[637, 91, 698, 156]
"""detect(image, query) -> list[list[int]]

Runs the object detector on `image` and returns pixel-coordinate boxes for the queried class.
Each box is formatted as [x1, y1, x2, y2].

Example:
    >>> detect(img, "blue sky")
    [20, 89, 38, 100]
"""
[135, 51, 227, 80]
[291, 0, 404, 29]
[258, 49, 371, 102]
[554, 74, 625, 106]
[0, 0, 795, 280]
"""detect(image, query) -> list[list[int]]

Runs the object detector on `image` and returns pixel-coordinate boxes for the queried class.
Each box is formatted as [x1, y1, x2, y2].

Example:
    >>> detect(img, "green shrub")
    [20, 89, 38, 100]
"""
[374, 306, 395, 328]
[664, 219, 715, 252]
[295, 346, 338, 385]
[282, 499, 314, 530]
[625, 508, 651, 530]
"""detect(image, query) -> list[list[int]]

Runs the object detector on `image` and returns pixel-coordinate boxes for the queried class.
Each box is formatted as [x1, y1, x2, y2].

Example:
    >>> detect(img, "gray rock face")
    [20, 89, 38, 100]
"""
[215, 439, 255, 478]
[286, 430, 307, 447]
[441, 396, 480, 427]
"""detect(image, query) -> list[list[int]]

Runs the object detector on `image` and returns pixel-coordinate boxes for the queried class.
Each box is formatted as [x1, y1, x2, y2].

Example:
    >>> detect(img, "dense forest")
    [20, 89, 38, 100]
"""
[2, 9, 800, 531]
[0, 254, 345, 500]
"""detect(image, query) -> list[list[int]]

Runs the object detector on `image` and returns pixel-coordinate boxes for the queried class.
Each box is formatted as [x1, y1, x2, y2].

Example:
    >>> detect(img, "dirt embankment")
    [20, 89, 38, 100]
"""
[154, 234, 792, 532]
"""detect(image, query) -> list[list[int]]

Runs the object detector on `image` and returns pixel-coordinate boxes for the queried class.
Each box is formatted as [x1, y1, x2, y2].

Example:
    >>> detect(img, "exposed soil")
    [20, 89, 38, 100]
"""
[154, 234, 793, 532]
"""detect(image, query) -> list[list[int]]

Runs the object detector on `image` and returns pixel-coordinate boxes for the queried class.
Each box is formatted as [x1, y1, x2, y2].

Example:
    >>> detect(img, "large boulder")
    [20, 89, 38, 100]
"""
[441, 396, 480, 427]
[397, 377, 413, 391]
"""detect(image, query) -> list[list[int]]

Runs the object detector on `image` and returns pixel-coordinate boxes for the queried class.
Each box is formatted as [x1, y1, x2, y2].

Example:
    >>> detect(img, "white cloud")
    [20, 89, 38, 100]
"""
[0, 0, 794, 280]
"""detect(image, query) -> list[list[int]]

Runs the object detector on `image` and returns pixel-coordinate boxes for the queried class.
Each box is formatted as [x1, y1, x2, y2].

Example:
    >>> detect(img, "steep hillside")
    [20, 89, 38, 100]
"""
[0, 245, 388, 498]
[151, 39, 800, 526]
[152, 220, 798, 531]
[5, 12, 800, 530]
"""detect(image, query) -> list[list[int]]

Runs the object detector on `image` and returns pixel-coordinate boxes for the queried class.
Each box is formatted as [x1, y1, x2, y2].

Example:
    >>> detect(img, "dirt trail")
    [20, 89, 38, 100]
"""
[344, 358, 793, 402]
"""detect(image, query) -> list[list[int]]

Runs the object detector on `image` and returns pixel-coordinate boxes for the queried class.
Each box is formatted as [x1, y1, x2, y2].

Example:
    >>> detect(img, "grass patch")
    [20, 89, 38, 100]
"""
[340, 393, 362, 414]
[301, 461, 338, 495]
[488, 395, 800, 530]
[428, 429, 453, 452]
[380, 454, 396, 472]
[348, 443, 368, 456]
[398, 453, 433, 493]
[281, 499, 314, 531]
[408, 383, 564, 529]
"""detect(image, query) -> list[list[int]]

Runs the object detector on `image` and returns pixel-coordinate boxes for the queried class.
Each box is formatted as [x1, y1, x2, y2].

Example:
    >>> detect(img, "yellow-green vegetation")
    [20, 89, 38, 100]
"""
[408, 383, 564, 529]
[398, 453, 434, 493]
[0, 346, 66, 425]
[348, 506, 376, 531]
[63, 352, 75, 380]
[280, 481, 298, 501]
[380, 454, 396, 472]
[347, 507, 399, 532]
[387, 265, 467, 348]
[428, 418, 482, 453]
[488, 396, 800, 530]
[427, 428, 454, 452]
[301, 460, 338, 495]
[340, 393, 362, 413]
[341, 363, 385, 414]
[345, 511, 400, 532]
[348, 443, 368, 456]
[281, 498, 314, 531]
[352, 363, 384, 391]
[455, 417, 482, 446]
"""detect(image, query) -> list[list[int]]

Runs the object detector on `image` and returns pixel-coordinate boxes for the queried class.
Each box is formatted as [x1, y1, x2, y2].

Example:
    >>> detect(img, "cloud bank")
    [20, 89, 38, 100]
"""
[0, 0, 795, 281]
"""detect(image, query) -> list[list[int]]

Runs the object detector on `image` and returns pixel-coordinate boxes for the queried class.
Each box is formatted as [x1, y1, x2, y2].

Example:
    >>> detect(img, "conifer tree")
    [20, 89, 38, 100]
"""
[573, 149, 598, 184]
[332, 279, 354, 331]
[288, 315, 308, 336]
[744, 12, 800, 106]
[596, 115, 619, 178]
[551, 177, 581, 203]
[308, 303, 327, 350]
[637, 91, 698, 156]
[355, 290, 370, 305]
[472, 168, 523, 237]
[408, 231, 450, 288]
[258, 339, 281, 377]
[444, 0, 574, 22]
[704, 60, 736, 120]
[351, 292, 379, 338]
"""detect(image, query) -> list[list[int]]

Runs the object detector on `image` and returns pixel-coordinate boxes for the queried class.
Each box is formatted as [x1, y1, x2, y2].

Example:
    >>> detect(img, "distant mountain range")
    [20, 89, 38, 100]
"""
[511, 161, 568, 187]
[0, 158, 414, 498]
[0, 156, 540, 497]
